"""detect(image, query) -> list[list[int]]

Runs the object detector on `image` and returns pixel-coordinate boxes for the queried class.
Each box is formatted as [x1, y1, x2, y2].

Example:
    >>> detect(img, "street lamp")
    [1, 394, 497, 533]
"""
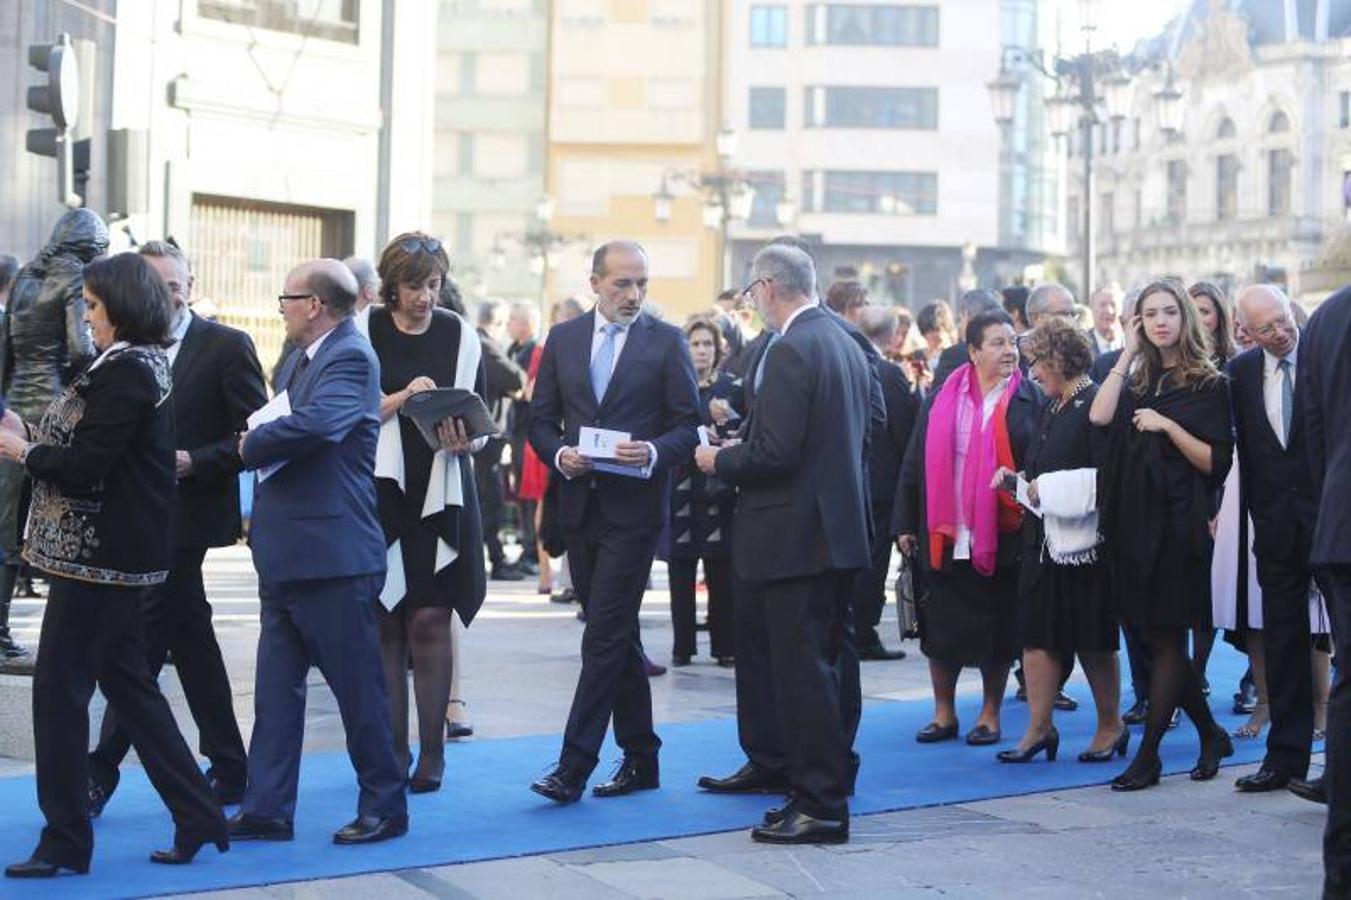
[1153, 68, 1184, 135]
[492, 193, 586, 306]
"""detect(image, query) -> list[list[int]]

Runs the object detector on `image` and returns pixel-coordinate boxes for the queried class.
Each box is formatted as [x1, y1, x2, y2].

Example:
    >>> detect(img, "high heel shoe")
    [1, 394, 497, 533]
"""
[1189, 728, 1234, 781]
[1110, 758, 1162, 791]
[409, 776, 442, 794]
[149, 834, 230, 865]
[445, 699, 473, 740]
[996, 728, 1059, 763]
[1078, 728, 1130, 763]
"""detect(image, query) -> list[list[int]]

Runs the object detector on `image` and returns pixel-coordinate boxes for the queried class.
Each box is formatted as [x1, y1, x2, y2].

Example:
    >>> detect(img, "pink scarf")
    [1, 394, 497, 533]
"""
[924, 362, 1022, 576]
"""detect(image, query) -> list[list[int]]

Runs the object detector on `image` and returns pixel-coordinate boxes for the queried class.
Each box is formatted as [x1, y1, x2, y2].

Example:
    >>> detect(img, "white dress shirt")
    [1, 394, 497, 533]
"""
[1262, 334, 1298, 448]
[953, 377, 1009, 560]
[304, 324, 338, 361]
[1092, 329, 1122, 355]
[779, 300, 819, 336]
[165, 307, 193, 368]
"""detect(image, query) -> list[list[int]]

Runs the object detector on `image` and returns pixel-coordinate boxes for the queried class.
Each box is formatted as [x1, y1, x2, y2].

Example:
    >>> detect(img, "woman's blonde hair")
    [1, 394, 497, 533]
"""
[1131, 278, 1221, 395]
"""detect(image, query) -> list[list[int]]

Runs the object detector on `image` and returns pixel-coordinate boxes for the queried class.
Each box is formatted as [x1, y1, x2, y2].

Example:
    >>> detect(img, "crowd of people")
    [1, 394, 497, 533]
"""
[0, 212, 1348, 896]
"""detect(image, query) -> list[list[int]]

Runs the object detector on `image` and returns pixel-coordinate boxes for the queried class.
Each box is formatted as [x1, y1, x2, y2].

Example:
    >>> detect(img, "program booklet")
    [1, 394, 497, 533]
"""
[399, 388, 499, 451]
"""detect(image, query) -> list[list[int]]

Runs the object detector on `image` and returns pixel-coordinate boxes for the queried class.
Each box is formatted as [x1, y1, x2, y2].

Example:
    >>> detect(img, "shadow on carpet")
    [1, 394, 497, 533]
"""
[0, 643, 1294, 898]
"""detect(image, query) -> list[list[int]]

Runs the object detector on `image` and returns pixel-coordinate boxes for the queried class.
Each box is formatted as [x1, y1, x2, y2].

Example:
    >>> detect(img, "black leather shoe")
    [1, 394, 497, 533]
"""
[1110, 758, 1162, 791]
[1121, 698, 1148, 725]
[593, 755, 659, 798]
[763, 794, 796, 826]
[149, 834, 229, 865]
[1190, 728, 1234, 781]
[531, 764, 587, 803]
[4, 857, 88, 878]
[333, 814, 408, 845]
[1289, 775, 1328, 805]
[997, 728, 1058, 763]
[408, 776, 442, 794]
[1053, 691, 1078, 712]
[750, 809, 848, 845]
[859, 641, 906, 661]
[717, 656, 735, 668]
[1235, 765, 1290, 793]
[916, 721, 959, 743]
[1078, 728, 1130, 763]
[226, 813, 294, 842]
[207, 774, 245, 807]
[87, 774, 117, 820]
[965, 724, 1001, 746]
[491, 563, 526, 582]
[697, 761, 789, 794]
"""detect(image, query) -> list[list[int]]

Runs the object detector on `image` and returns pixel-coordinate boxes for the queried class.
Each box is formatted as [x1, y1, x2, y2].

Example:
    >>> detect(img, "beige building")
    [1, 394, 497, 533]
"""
[546, 0, 726, 317]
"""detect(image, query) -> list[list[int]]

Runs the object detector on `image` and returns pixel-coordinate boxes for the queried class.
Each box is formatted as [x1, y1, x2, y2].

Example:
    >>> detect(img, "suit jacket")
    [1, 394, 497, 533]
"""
[932, 341, 968, 389]
[1299, 285, 1351, 567]
[243, 317, 386, 583]
[1228, 345, 1316, 564]
[1089, 347, 1124, 384]
[173, 314, 267, 548]
[527, 310, 701, 530]
[716, 306, 872, 581]
[870, 357, 919, 524]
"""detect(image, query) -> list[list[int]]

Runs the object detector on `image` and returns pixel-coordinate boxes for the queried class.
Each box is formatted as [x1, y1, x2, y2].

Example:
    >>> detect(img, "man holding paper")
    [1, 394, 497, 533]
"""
[231, 259, 407, 845]
[526, 241, 701, 803]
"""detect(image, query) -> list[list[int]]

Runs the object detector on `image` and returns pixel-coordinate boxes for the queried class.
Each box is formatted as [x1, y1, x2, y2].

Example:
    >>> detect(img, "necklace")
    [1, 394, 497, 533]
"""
[1053, 375, 1093, 413]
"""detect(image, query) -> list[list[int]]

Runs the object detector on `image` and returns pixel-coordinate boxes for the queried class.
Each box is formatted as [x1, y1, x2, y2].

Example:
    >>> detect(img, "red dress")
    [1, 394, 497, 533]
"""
[517, 344, 550, 502]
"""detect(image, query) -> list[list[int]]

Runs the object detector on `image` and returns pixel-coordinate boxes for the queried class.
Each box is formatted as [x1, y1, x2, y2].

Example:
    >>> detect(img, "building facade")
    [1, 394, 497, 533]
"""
[546, 0, 725, 317]
[434, 0, 549, 303]
[724, 0, 1062, 308]
[1067, 1, 1351, 303]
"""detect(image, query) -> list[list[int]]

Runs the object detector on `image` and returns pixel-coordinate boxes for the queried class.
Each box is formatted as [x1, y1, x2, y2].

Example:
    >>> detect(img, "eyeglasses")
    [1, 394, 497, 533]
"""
[277, 292, 314, 312]
[399, 237, 442, 256]
[1247, 315, 1293, 340]
[739, 278, 769, 303]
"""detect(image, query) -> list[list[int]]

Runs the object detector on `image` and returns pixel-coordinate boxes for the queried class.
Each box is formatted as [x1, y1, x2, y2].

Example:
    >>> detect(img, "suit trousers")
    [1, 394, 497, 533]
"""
[850, 506, 894, 645]
[752, 569, 857, 821]
[1123, 624, 1151, 699]
[241, 574, 406, 822]
[668, 556, 735, 659]
[32, 576, 224, 869]
[90, 544, 247, 794]
[1257, 545, 1315, 778]
[474, 448, 507, 566]
[1320, 565, 1351, 899]
[559, 498, 662, 775]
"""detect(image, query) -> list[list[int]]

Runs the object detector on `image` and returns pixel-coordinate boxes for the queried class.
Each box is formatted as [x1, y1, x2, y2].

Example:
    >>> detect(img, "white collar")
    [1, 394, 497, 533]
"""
[90, 341, 131, 371]
[780, 300, 818, 335]
[305, 325, 339, 360]
[594, 309, 633, 336]
[1262, 332, 1298, 374]
[169, 306, 194, 344]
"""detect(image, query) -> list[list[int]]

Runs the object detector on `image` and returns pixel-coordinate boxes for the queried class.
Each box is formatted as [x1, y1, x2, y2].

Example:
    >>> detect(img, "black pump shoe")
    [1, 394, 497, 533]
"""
[996, 728, 1058, 763]
[1110, 759, 1162, 791]
[1078, 728, 1130, 763]
[1190, 728, 1234, 781]
[149, 835, 229, 865]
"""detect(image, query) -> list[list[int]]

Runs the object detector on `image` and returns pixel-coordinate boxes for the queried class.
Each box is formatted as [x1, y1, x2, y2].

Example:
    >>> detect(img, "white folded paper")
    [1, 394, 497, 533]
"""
[246, 390, 292, 483]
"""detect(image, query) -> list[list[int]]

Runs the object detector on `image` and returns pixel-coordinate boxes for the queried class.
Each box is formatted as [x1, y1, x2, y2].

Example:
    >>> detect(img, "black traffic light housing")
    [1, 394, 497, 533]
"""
[25, 33, 82, 207]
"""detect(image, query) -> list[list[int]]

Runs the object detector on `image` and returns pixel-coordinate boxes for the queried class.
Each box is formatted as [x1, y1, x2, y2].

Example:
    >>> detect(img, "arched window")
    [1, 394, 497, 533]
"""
[1267, 111, 1294, 215]
[1217, 154, 1239, 220]
[1269, 110, 1291, 133]
[1217, 117, 1236, 140]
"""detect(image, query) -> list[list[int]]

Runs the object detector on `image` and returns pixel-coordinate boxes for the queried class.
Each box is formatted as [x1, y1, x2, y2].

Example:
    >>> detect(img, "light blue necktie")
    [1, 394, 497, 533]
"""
[754, 331, 782, 393]
[1278, 357, 1294, 446]
[591, 322, 622, 403]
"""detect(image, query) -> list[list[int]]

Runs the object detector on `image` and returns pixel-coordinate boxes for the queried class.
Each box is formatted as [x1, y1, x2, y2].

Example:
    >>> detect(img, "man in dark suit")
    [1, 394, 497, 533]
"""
[1299, 282, 1351, 895]
[474, 299, 526, 581]
[853, 306, 918, 660]
[1087, 285, 1123, 358]
[231, 259, 406, 845]
[694, 243, 871, 844]
[526, 241, 700, 803]
[86, 241, 267, 816]
[506, 301, 541, 574]
[932, 289, 1003, 388]
[1228, 286, 1317, 795]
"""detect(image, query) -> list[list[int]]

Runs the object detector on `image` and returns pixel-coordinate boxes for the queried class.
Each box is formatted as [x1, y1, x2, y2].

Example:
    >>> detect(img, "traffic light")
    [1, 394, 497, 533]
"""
[26, 33, 82, 208]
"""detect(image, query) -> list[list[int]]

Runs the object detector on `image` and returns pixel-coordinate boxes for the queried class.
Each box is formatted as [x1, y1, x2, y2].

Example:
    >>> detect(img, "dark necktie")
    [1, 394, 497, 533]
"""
[287, 353, 310, 391]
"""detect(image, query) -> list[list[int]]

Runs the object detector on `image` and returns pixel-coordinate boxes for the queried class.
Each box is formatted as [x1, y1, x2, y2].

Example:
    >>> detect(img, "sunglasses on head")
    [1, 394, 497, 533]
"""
[399, 237, 442, 256]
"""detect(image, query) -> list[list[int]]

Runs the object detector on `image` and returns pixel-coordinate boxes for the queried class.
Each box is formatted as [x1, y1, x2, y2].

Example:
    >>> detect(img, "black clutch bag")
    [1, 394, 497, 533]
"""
[399, 388, 499, 451]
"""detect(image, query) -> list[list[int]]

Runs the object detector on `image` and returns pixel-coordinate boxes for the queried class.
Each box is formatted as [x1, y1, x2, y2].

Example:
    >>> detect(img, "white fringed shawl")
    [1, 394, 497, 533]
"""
[368, 311, 483, 610]
[1035, 467, 1101, 566]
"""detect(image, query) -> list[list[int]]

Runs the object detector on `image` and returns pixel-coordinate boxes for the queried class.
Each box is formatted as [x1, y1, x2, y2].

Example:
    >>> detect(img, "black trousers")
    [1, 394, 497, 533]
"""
[89, 545, 247, 795]
[559, 499, 661, 776]
[668, 556, 734, 659]
[740, 569, 856, 820]
[518, 500, 539, 563]
[1320, 565, 1351, 899]
[474, 447, 507, 566]
[1257, 543, 1315, 778]
[32, 576, 224, 869]
[1123, 623, 1151, 699]
[850, 509, 893, 646]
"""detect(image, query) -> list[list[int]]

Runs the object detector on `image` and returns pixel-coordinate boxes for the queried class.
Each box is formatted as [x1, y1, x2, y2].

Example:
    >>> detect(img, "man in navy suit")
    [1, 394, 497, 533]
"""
[527, 241, 701, 802]
[231, 259, 407, 845]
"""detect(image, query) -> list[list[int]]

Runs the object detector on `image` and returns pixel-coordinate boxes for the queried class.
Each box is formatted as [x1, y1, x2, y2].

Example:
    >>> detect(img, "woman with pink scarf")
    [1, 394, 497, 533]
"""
[894, 309, 1043, 746]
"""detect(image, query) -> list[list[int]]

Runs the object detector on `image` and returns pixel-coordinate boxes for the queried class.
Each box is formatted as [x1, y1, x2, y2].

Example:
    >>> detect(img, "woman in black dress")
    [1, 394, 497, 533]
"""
[1091, 278, 1234, 791]
[996, 319, 1123, 764]
[665, 317, 742, 666]
[0, 254, 226, 876]
[370, 233, 487, 793]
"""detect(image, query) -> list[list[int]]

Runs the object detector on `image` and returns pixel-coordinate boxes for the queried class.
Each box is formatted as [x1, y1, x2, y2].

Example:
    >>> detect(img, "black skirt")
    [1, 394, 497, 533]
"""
[1020, 558, 1118, 654]
[920, 562, 1019, 666]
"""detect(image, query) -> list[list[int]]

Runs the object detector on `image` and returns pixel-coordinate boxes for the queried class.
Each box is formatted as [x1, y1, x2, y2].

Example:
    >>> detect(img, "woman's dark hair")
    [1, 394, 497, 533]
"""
[965, 308, 1015, 349]
[683, 315, 726, 370]
[825, 280, 868, 316]
[1001, 285, 1029, 326]
[438, 277, 465, 315]
[1022, 317, 1094, 381]
[1187, 280, 1236, 361]
[377, 230, 451, 310]
[916, 299, 953, 337]
[82, 253, 171, 345]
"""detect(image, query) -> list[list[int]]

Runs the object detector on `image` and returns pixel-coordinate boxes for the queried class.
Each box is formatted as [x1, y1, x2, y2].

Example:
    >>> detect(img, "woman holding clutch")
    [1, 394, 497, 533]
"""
[370, 232, 488, 792]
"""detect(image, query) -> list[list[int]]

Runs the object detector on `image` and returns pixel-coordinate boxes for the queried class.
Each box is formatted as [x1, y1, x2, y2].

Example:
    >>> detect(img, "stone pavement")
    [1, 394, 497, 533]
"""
[1, 546, 1329, 897]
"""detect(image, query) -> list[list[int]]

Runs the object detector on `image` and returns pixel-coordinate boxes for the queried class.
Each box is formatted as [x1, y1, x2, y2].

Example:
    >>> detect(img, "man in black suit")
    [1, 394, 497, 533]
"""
[853, 306, 918, 660]
[526, 241, 700, 803]
[1299, 282, 1351, 895]
[505, 301, 541, 574]
[1228, 286, 1317, 795]
[694, 243, 871, 844]
[932, 289, 1003, 387]
[1087, 285, 1124, 358]
[474, 299, 526, 581]
[87, 241, 266, 815]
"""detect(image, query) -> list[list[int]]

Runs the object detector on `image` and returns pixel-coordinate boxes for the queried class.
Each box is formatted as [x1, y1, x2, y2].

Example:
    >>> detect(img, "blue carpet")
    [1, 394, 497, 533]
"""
[0, 642, 1300, 898]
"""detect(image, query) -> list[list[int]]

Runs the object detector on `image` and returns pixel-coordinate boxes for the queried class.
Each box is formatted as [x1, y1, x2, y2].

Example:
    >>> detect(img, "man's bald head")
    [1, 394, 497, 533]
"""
[289, 258, 359, 317]
[1235, 283, 1297, 357]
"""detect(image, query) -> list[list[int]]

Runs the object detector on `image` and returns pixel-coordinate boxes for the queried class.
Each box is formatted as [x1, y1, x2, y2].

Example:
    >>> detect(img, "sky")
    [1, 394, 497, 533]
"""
[1052, 0, 1196, 51]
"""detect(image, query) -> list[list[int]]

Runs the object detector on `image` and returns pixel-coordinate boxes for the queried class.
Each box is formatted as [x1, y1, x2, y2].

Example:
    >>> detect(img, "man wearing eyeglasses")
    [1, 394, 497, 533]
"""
[1229, 284, 1320, 800]
[230, 259, 407, 846]
[526, 240, 700, 804]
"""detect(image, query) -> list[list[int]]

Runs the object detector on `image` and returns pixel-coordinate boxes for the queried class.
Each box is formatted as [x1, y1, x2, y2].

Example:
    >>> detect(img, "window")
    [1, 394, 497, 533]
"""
[750, 5, 788, 47]
[457, 133, 475, 177]
[1269, 110, 1291, 133]
[1340, 92, 1350, 129]
[747, 172, 786, 226]
[804, 86, 937, 129]
[460, 53, 477, 94]
[1216, 153, 1239, 221]
[199, 0, 359, 44]
[1216, 117, 1236, 140]
[748, 87, 786, 129]
[821, 170, 937, 215]
[805, 4, 938, 46]
[1166, 159, 1187, 224]
[1268, 148, 1293, 216]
